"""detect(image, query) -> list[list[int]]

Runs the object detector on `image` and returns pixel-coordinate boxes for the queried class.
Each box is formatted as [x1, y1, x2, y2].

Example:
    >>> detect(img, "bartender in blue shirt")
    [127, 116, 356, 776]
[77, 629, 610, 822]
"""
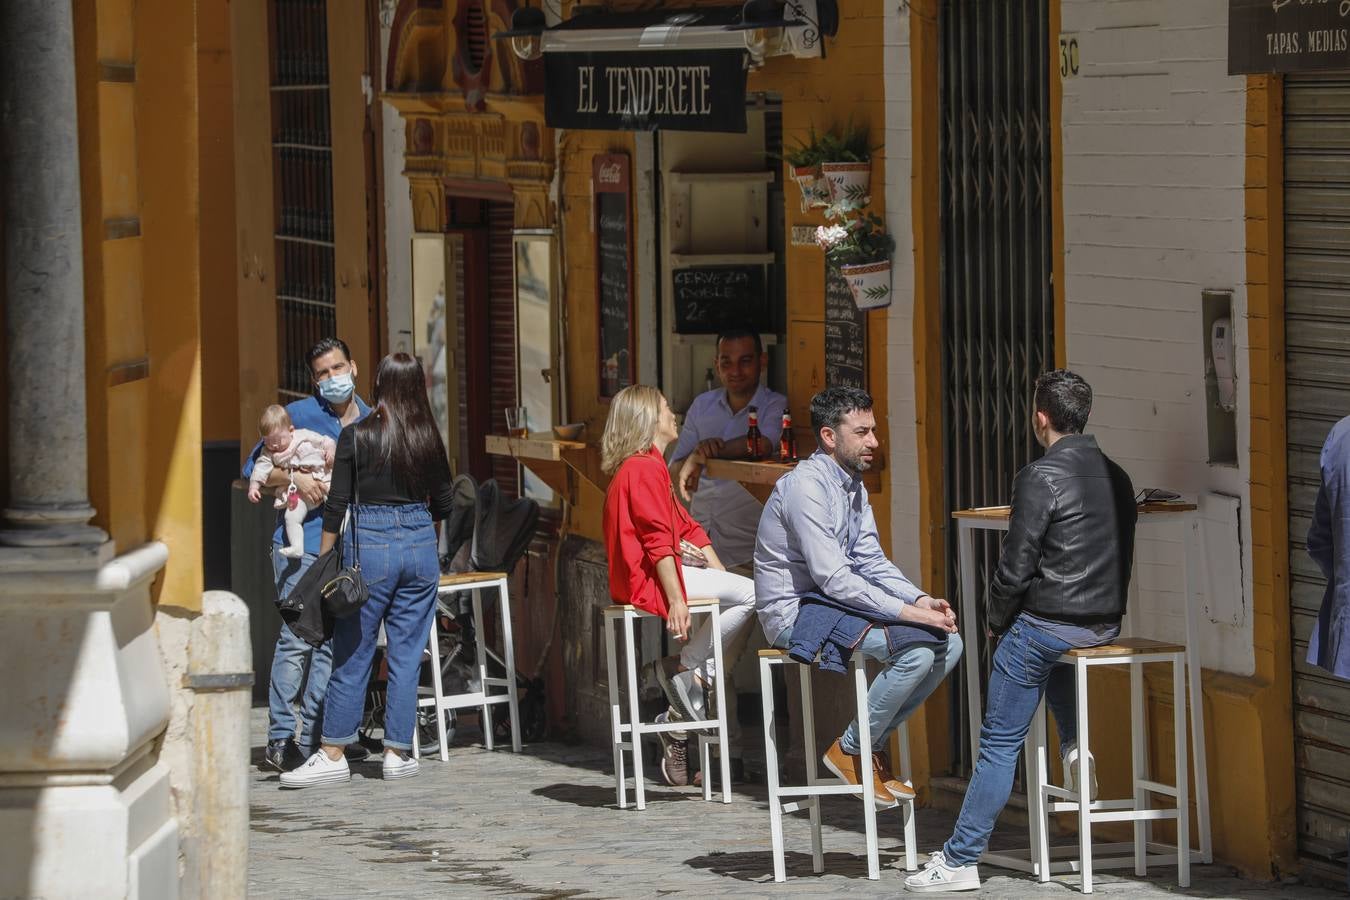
[242, 337, 369, 773]
[671, 328, 787, 571]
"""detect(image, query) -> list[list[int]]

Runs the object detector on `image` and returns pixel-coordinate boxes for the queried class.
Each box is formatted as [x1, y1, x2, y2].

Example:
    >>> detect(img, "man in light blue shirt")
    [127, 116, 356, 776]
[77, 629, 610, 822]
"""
[671, 328, 787, 570]
[755, 386, 962, 807]
[242, 337, 368, 772]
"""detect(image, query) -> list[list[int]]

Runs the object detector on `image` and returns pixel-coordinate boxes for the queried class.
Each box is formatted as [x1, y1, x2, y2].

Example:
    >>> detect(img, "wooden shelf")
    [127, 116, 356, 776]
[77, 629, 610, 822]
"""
[669, 252, 776, 267]
[484, 434, 586, 461]
[953, 501, 1197, 522]
[667, 171, 776, 186]
[485, 434, 605, 497]
[703, 458, 796, 486]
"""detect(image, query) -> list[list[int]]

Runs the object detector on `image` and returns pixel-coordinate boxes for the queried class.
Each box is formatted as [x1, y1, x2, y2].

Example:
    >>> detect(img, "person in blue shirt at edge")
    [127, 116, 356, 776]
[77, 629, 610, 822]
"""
[242, 337, 369, 773]
[667, 326, 786, 785]
[754, 386, 962, 811]
[1304, 412, 1350, 891]
[906, 370, 1136, 893]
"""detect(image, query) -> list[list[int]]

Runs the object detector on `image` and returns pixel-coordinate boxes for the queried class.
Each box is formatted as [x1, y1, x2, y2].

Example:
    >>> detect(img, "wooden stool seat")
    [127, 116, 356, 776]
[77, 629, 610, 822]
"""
[758, 648, 789, 658]
[438, 571, 508, 587]
[604, 596, 718, 614]
[1064, 638, 1186, 658]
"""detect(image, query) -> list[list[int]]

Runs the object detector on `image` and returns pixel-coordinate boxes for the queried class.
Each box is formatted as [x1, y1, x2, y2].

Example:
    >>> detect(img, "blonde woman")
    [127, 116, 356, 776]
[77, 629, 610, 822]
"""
[601, 384, 758, 787]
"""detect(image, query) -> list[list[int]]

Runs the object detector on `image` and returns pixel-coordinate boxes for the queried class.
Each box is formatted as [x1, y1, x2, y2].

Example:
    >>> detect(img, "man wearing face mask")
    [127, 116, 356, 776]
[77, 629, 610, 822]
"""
[242, 337, 369, 772]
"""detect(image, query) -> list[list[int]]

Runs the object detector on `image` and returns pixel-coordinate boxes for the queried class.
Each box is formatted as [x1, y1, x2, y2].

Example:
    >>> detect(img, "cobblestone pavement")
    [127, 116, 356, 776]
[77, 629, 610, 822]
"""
[247, 709, 1339, 898]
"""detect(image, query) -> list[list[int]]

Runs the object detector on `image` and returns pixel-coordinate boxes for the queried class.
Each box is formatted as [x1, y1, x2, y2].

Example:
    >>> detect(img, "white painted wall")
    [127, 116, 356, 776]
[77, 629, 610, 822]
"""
[884, 8, 923, 585]
[379, 15, 414, 355]
[1060, 0, 1252, 674]
[883, 1, 1254, 674]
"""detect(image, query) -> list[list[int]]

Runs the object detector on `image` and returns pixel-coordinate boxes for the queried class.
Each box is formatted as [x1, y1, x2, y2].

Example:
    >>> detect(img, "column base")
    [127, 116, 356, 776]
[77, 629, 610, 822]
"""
[0, 502, 107, 547]
[0, 753, 179, 900]
[0, 541, 178, 897]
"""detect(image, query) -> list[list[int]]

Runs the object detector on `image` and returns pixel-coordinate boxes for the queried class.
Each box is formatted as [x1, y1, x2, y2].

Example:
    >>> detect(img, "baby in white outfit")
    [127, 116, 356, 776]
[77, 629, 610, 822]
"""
[247, 404, 336, 558]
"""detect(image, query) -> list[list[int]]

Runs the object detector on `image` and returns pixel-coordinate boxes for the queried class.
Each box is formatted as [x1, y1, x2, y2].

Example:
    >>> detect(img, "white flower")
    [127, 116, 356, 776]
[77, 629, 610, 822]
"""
[815, 224, 848, 250]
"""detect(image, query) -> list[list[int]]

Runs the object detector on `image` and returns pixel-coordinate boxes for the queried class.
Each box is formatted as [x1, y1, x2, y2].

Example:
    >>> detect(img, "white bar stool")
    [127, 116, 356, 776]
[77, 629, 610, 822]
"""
[413, 571, 522, 761]
[603, 597, 731, 810]
[759, 648, 919, 882]
[1020, 638, 1190, 894]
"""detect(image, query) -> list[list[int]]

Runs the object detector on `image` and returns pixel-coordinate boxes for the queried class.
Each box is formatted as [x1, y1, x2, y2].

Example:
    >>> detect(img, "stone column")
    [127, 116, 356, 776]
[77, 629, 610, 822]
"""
[0, 0, 106, 546]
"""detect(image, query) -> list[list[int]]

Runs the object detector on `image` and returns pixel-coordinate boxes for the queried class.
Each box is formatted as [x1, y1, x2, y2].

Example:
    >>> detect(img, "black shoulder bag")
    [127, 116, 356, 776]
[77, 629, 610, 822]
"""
[280, 430, 370, 644]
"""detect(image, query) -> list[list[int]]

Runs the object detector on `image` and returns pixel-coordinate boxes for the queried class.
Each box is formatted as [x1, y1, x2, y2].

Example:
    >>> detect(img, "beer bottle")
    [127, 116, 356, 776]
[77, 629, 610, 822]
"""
[746, 405, 762, 460]
[779, 410, 795, 462]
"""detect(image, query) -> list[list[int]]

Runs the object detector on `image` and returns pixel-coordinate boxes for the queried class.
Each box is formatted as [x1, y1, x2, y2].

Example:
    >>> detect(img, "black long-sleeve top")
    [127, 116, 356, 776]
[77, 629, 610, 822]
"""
[322, 424, 454, 531]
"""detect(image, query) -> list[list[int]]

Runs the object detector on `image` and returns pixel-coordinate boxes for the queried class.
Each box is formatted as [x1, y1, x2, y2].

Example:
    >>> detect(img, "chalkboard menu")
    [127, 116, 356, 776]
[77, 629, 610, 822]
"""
[595, 154, 633, 398]
[672, 264, 767, 334]
[825, 267, 866, 389]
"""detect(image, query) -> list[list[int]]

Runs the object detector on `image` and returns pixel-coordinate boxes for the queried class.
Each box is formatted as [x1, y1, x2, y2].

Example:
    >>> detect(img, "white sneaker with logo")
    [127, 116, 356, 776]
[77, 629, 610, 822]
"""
[1063, 743, 1099, 801]
[903, 851, 980, 893]
[279, 749, 350, 789]
[382, 750, 420, 780]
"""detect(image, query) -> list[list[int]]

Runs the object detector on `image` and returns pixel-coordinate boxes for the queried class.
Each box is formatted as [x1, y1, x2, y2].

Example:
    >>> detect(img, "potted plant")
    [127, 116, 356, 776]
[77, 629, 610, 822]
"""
[816, 198, 895, 309]
[819, 119, 874, 204]
[784, 126, 830, 212]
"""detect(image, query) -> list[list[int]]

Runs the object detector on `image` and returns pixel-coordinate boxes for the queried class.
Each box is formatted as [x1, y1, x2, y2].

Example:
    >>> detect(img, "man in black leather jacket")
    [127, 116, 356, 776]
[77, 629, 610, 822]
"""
[906, 370, 1137, 893]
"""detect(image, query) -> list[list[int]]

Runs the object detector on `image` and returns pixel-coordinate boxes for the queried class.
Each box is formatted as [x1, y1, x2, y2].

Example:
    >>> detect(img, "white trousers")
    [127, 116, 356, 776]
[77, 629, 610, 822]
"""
[677, 564, 757, 681]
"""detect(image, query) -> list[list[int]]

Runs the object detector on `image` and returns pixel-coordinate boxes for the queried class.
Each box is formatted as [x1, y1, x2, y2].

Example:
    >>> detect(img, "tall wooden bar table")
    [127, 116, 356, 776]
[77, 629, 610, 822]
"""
[951, 502, 1212, 867]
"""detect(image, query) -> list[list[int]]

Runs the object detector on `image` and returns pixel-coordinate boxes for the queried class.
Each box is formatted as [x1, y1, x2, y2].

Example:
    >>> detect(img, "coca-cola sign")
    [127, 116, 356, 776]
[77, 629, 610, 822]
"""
[545, 49, 748, 133]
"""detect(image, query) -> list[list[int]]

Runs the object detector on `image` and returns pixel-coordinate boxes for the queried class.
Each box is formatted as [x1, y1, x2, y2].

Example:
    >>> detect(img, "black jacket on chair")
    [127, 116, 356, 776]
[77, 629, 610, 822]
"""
[987, 433, 1137, 635]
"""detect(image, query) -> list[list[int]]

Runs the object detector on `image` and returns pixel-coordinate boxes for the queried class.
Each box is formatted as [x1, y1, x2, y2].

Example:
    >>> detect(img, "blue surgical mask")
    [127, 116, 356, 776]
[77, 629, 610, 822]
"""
[318, 372, 355, 404]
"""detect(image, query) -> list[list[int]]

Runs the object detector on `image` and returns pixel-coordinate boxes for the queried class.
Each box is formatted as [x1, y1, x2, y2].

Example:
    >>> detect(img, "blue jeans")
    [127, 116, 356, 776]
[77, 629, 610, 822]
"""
[776, 626, 964, 754]
[321, 504, 440, 751]
[268, 546, 333, 748]
[944, 619, 1078, 866]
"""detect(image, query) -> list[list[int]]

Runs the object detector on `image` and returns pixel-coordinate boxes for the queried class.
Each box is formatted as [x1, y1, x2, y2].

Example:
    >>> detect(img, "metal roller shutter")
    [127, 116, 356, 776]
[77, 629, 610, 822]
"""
[1285, 72, 1350, 884]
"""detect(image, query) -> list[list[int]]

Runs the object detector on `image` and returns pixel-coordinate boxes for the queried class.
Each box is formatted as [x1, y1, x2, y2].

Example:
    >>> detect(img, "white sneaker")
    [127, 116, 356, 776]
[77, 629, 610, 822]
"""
[904, 851, 980, 892]
[382, 751, 420, 780]
[1063, 744, 1099, 801]
[279, 750, 350, 789]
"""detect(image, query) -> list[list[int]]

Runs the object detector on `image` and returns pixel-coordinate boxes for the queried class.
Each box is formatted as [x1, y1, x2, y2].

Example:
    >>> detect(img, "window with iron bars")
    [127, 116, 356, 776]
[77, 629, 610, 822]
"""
[270, 0, 335, 400]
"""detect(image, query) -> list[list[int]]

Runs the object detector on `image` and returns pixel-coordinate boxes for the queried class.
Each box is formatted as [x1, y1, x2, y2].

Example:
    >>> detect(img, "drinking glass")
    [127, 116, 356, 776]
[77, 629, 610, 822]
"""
[505, 406, 528, 438]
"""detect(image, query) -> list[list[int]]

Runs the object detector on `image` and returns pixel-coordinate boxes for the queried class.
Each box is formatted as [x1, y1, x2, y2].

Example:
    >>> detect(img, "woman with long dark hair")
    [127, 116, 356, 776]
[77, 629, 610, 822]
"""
[281, 352, 454, 788]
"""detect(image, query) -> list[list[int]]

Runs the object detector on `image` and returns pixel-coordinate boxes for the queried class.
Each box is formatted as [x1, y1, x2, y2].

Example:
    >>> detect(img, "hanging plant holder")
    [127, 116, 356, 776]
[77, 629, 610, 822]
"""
[840, 259, 893, 310]
[821, 161, 872, 204]
[791, 165, 830, 212]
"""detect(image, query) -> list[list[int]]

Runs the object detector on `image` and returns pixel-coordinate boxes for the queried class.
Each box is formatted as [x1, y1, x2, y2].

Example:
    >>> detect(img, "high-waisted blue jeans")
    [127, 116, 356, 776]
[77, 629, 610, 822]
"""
[320, 503, 440, 751]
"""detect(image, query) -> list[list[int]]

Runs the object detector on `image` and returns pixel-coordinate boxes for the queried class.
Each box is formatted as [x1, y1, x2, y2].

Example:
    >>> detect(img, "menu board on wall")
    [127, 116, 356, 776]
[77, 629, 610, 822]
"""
[825, 267, 866, 390]
[595, 154, 633, 398]
[672, 264, 767, 334]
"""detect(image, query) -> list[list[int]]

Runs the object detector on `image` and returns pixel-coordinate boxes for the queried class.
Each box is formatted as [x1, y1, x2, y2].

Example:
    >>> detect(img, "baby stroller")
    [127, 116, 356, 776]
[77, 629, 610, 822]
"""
[357, 475, 545, 753]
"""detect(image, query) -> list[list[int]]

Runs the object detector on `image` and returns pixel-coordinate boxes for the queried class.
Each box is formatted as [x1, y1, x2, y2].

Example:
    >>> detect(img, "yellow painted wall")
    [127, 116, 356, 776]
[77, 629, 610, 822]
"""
[199, 0, 239, 444]
[71, 0, 208, 611]
[136, 0, 204, 610]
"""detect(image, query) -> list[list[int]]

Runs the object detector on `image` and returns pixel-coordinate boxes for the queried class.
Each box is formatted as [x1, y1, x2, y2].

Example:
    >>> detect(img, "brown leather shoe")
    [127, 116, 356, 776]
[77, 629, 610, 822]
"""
[872, 751, 916, 801]
[822, 739, 896, 809]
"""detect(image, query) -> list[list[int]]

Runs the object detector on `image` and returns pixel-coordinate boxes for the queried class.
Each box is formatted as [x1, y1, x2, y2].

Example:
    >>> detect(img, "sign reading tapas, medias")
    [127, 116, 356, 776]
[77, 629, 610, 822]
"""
[1230, 0, 1350, 74]
[545, 50, 748, 133]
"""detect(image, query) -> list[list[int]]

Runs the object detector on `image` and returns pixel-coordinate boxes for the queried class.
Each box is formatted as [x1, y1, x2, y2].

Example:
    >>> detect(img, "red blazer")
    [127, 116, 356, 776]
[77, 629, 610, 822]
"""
[603, 447, 711, 617]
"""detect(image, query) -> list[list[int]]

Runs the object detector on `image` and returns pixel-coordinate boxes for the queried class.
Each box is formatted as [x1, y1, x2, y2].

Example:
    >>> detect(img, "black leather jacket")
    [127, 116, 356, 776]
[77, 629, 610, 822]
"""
[987, 434, 1137, 635]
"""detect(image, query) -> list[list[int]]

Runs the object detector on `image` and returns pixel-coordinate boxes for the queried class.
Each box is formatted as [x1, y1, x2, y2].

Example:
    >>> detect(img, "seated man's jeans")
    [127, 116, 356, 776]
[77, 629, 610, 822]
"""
[773, 625, 963, 756]
[944, 618, 1077, 867]
[268, 546, 333, 749]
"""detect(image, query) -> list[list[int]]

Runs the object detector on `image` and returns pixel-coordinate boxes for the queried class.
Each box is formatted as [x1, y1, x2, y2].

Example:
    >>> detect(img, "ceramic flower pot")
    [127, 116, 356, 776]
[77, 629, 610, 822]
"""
[791, 165, 829, 212]
[840, 259, 892, 309]
[821, 161, 872, 204]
